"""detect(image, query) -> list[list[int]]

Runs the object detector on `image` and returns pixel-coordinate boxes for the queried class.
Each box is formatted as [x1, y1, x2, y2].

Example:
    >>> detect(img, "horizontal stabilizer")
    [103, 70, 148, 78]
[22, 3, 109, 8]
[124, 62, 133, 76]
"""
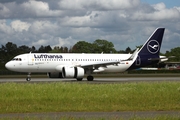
[148, 58, 161, 61]
[148, 56, 175, 62]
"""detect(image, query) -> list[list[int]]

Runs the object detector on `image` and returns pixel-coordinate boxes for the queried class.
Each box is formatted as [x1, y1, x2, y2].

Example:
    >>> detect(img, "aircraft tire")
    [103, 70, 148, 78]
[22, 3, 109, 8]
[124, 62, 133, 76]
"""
[77, 78, 83, 81]
[26, 77, 31, 81]
[87, 75, 94, 81]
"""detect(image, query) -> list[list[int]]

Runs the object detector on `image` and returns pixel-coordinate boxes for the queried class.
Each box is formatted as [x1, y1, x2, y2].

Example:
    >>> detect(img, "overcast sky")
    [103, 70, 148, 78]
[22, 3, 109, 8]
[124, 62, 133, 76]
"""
[0, 0, 180, 53]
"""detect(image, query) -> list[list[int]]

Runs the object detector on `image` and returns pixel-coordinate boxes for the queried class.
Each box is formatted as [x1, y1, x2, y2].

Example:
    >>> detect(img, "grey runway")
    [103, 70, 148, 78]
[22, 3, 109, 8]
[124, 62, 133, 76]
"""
[0, 111, 180, 119]
[0, 77, 180, 83]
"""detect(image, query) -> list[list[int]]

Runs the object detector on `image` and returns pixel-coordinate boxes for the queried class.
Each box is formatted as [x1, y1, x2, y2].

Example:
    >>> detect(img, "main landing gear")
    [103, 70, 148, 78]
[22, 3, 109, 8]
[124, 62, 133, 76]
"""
[87, 75, 94, 81]
[76, 75, 94, 81]
[85, 69, 94, 81]
[26, 73, 31, 81]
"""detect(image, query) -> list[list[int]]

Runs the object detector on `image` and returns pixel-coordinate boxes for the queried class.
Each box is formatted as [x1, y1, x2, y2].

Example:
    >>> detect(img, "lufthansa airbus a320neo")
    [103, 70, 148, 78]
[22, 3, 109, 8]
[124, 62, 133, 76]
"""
[5, 28, 165, 81]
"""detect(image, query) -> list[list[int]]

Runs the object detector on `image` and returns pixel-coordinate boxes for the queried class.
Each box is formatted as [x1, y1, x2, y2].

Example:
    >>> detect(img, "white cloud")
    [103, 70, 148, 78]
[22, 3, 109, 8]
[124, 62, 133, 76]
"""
[0, 0, 180, 53]
[29, 21, 58, 34]
[0, 20, 13, 34]
[0, 1, 63, 19]
[0, 3, 10, 18]
[59, 0, 140, 10]
[57, 36, 77, 47]
[20, 1, 61, 17]
[153, 2, 166, 10]
[11, 20, 30, 32]
[32, 39, 49, 47]
[131, 2, 180, 21]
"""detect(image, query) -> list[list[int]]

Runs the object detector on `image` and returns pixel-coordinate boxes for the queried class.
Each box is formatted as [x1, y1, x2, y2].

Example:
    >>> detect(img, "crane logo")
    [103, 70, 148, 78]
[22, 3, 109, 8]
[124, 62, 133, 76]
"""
[147, 40, 159, 54]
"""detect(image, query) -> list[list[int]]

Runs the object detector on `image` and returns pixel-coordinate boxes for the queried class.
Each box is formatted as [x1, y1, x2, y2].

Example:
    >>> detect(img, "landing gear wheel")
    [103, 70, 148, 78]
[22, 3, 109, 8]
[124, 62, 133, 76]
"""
[26, 73, 31, 81]
[26, 77, 31, 81]
[87, 75, 94, 81]
[77, 78, 83, 81]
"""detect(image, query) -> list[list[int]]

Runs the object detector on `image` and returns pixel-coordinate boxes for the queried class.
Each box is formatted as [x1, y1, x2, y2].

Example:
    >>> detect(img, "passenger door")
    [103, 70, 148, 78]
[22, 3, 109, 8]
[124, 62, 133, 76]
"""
[28, 54, 34, 65]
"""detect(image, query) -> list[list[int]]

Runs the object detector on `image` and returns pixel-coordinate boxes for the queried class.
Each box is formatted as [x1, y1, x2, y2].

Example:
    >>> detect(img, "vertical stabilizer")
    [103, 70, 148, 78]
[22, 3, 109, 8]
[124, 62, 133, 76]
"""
[128, 28, 165, 70]
[138, 28, 165, 56]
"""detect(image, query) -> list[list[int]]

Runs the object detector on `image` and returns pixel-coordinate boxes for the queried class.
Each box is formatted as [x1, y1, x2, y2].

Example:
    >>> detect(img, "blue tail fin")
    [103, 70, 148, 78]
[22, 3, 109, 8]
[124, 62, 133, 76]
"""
[138, 28, 165, 56]
[128, 28, 165, 70]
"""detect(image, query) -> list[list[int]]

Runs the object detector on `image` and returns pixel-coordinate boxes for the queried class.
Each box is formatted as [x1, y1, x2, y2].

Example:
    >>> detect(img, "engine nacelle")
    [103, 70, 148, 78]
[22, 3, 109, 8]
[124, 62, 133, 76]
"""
[62, 67, 84, 78]
[48, 72, 63, 78]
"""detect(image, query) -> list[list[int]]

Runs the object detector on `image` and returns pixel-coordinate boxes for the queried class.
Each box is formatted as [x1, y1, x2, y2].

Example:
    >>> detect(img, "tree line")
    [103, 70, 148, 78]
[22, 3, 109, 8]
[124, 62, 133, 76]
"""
[0, 39, 180, 69]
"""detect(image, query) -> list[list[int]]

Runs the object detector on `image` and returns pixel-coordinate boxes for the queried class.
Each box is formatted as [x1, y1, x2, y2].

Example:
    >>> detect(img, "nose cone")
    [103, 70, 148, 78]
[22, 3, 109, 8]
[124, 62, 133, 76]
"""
[5, 62, 14, 71]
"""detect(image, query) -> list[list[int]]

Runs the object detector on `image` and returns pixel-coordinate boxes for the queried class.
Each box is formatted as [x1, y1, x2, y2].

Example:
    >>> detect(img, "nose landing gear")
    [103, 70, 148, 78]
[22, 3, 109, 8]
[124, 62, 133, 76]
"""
[26, 73, 31, 81]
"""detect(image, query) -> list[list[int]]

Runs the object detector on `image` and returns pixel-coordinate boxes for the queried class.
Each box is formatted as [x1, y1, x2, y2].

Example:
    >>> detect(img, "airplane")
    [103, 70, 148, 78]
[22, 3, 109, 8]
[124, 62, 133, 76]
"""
[5, 28, 165, 81]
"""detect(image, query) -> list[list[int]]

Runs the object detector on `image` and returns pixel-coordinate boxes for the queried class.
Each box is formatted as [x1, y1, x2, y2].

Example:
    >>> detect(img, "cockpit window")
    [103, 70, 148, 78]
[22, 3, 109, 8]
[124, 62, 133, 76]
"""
[12, 58, 22, 61]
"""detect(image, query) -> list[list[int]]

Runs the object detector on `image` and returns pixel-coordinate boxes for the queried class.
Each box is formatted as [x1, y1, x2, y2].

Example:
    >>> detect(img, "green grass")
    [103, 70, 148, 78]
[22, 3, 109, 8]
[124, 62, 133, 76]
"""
[0, 82, 180, 113]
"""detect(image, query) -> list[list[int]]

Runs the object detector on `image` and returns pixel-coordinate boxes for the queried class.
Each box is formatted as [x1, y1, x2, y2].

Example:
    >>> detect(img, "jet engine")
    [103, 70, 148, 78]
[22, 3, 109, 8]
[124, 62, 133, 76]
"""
[62, 67, 84, 79]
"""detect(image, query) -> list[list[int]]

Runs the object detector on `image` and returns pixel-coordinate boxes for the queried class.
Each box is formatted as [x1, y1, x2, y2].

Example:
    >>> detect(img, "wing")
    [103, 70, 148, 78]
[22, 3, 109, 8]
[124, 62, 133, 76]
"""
[74, 61, 120, 69]
[72, 48, 139, 71]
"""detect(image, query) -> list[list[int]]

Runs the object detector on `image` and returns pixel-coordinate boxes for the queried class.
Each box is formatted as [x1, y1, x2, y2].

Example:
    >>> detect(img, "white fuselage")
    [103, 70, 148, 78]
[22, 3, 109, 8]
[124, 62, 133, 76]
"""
[5, 53, 135, 73]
